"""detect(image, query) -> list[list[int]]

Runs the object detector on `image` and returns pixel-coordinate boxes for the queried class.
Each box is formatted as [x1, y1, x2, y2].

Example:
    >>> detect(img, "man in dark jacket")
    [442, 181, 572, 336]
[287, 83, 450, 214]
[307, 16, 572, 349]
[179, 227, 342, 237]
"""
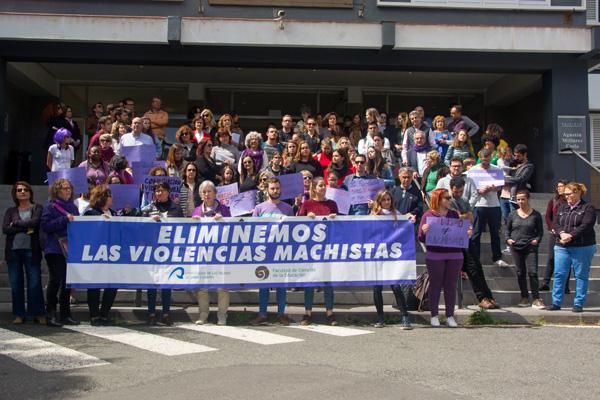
[391, 167, 423, 223]
[505, 144, 534, 199]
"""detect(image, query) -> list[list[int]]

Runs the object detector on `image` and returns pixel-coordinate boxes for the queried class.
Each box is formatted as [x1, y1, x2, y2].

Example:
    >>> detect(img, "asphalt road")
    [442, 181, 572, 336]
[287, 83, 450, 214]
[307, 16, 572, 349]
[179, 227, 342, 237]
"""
[2, 321, 599, 400]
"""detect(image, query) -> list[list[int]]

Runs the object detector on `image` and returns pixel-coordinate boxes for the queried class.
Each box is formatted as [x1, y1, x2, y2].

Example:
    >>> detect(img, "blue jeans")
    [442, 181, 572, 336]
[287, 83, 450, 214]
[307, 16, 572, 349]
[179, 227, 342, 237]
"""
[147, 289, 172, 314]
[499, 198, 516, 225]
[304, 287, 334, 311]
[7, 249, 44, 317]
[471, 207, 502, 262]
[552, 245, 596, 307]
[258, 288, 286, 316]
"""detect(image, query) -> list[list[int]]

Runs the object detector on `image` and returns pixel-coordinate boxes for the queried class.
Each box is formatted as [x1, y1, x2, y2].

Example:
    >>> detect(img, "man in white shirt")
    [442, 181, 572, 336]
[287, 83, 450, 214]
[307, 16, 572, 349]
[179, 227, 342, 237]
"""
[401, 110, 435, 164]
[436, 157, 478, 208]
[118, 117, 154, 153]
[358, 122, 390, 155]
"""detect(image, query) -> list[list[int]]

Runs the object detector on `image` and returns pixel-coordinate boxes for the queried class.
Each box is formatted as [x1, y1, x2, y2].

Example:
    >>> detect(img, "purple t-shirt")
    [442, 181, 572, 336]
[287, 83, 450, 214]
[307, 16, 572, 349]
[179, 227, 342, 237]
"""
[252, 201, 294, 217]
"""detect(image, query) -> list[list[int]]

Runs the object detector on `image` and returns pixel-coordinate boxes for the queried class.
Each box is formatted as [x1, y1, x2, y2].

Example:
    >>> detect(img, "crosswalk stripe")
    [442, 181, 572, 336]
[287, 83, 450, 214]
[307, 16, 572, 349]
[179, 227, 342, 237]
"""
[287, 325, 373, 337]
[65, 325, 217, 356]
[0, 327, 108, 371]
[177, 324, 304, 345]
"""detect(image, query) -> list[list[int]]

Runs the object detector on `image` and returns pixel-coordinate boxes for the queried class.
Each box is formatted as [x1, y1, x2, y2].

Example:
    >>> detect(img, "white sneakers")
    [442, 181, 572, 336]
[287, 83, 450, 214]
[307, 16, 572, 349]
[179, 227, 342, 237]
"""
[446, 316, 458, 328]
[431, 316, 458, 328]
[495, 259, 510, 267]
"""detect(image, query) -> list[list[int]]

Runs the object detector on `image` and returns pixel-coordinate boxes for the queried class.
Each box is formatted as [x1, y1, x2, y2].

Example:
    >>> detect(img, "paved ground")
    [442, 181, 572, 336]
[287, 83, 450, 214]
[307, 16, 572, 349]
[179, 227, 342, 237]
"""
[2, 314, 600, 400]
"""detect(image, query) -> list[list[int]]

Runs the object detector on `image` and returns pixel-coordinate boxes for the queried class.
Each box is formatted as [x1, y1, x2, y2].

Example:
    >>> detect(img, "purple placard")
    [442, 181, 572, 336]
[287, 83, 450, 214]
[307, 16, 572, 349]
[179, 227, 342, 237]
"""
[142, 176, 182, 202]
[425, 216, 470, 249]
[47, 167, 88, 195]
[109, 184, 140, 210]
[121, 144, 156, 163]
[216, 183, 239, 206]
[277, 173, 304, 201]
[228, 190, 256, 216]
[348, 178, 385, 205]
[131, 160, 167, 184]
[326, 187, 351, 215]
[466, 167, 505, 190]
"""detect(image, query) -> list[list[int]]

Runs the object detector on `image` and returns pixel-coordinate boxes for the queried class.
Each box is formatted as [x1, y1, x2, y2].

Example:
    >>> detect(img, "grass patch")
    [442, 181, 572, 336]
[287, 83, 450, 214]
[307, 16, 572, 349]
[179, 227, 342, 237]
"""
[535, 316, 548, 326]
[383, 314, 403, 325]
[466, 308, 495, 325]
[228, 311, 254, 326]
[343, 315, 372, 326]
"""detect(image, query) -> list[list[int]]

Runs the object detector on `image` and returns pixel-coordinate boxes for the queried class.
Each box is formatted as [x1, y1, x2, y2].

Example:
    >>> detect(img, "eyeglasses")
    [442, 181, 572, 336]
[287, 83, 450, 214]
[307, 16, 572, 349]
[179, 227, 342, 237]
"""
[307, 122, 315, 126]
[355, 160, 365, 164]
[261, 178, 268, 182]
[16, 188, 29, 193]
[303, 176, 313, 180]
[181, 132, 189, 136]
[100, 139, 110, 142]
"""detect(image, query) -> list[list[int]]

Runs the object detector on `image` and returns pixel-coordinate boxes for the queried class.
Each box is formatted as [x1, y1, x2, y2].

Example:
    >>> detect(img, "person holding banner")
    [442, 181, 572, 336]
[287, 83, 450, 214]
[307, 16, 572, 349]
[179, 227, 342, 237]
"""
[3, 182, 46, 325]
[165, 143, 187, 178]
[325, 147, 352, 188]
[41, 178, 80, 327]
[220, 165, 237, 186]
[179, 163, 201, 217]
[142, 181, 183, 326]
[297, 177, 339, 326]
[118, 117, 154, 151]
[47, 128, 74, 172]
[250, 178, 293, 326]
[547, 182, 597, 313]
[239, 131, 268, 174]
[108, 155, 134, 185]
[506, 189, 545, 308]
[79, 146, 110, 186]
[391, 167, 423, 224]
[256, 171, 275, 204]
[371, 189, 413, 330]
[212, 127, 240, 168]
[191, 180, 231, 325]
[83, 185, 119, 325]
[342, 154, 376, 216]
[419, 188, 471, 328]
[366, 146, 394, 188]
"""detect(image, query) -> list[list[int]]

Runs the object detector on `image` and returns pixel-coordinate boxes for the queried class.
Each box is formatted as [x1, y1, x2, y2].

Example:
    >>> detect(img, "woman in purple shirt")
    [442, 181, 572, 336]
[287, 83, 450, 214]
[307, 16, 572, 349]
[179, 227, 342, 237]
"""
[418, 188, 472, 328]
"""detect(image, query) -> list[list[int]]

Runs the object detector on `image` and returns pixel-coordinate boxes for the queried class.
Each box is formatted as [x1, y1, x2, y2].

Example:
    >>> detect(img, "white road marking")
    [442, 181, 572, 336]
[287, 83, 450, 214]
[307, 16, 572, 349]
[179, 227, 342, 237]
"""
[0, 327, 108, 371]
[65, 325, 217, 355]
[177, 324, 304, 345]
[287, 324, 373, 337]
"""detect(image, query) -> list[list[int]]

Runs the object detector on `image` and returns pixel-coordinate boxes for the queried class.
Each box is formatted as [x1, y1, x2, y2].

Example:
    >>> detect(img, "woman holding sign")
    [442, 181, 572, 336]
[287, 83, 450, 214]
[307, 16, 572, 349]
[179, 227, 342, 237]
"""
[506, 189, 544, 309]
[370, 189, 413, 330]
[418, 188, 471, 328]
[142, 181, 183, 326]
[192, 180, 231, 325]
[297, 177, 338, 326]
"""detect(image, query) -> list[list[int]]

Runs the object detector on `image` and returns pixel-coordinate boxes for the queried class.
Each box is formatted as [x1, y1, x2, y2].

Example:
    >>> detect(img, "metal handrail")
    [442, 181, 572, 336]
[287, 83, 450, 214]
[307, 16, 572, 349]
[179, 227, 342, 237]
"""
[561, 147, 600, 175]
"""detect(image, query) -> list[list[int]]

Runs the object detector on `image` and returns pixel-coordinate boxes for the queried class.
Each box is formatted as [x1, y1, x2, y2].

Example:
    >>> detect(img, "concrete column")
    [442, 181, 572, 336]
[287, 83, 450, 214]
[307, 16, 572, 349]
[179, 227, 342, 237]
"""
[0, 59, 6, 183]
[542, 60, 591, 195]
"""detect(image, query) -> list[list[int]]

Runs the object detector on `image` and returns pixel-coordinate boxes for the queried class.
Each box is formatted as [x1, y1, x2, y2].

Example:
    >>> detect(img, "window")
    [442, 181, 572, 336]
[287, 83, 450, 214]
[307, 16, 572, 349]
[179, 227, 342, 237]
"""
[378, 0, 581, 9]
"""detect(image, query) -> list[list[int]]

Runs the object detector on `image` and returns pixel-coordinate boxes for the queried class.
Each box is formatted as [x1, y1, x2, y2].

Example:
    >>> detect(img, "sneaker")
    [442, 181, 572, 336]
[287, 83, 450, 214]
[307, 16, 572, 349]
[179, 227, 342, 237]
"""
[479, 298, 494, 309]
[545, 304, 561, 311]
[430, 316, 440, 327]
[194, 319, 205, 325]
[148, 314, 157, 325]
[249, 315, 268, 326]
[300, 315, 312, 326]
[532, 299, 545, 309]
[517, 297, 530, 307]
[90, 317, 102, 326]
[373, 319, 385, 328]
[400, 315, 413, 330]
[502, 246, 511, 254]
[494, 260, 510, 267]
[217, 318, 227, 326]
[277, 315, 290, 326]
[12, 316, 24, 325]
[326, 314, 338, 326]
[572, 306, 583, 313]
[161, 314, 173, 326]
[538, 284, 550, 292]
[446, 316, 458, 328]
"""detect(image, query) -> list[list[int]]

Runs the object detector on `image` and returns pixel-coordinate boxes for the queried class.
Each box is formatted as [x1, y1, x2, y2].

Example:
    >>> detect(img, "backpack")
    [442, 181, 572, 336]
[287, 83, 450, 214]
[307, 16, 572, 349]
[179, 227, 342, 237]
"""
[413, 271, 430, 312]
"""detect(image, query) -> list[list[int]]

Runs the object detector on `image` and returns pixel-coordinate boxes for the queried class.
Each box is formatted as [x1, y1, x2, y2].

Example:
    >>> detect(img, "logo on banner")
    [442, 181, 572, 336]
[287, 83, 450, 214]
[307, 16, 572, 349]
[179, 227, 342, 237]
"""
[169, 267, 185, 280]
[255, 266, 270, 280]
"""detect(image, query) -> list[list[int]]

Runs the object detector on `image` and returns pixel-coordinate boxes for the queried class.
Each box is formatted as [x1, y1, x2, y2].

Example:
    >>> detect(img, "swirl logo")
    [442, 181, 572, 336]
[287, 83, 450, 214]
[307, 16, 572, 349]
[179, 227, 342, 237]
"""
[255, 266, 270, 280]
[168, 267, 185, 280]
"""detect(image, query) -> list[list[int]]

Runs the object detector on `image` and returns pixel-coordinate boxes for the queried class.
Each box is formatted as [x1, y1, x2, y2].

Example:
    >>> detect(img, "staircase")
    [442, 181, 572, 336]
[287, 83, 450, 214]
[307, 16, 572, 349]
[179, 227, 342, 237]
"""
[1, 186, 599, 308]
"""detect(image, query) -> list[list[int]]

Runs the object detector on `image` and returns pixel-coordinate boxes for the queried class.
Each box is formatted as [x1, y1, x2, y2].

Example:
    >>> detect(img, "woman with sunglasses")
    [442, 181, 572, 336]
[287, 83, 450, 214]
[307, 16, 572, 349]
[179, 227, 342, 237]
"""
[418, 188, 472, 327]
[256, 171, 275, 204]
[3, 182, 45, 325]
[175, 125, 197, 162]
[195, 138, 220, 184]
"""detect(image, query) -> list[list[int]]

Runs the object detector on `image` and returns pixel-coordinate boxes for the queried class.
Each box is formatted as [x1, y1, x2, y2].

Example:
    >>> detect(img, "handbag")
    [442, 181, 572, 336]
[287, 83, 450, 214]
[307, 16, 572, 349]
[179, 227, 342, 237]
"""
[413, 271, 430, 312]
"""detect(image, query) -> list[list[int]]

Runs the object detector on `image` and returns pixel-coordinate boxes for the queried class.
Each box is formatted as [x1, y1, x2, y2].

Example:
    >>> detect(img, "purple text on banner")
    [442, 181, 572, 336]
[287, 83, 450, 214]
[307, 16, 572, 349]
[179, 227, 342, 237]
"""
[466, 167, 505, 190]
[121, 144, 156, 163]
[142, 176, 182, 202]
[278, 173, 304, 201]
[425, 216, 470, 249]
[326, 187, 351, 215]
[216, 183, 239, 206]
[228, 190, 256, 216]
[131, 161, 167, 184]
[47, 167, 88, 195]
[348, 178, 385, 205]
[108, 184, 140, 210]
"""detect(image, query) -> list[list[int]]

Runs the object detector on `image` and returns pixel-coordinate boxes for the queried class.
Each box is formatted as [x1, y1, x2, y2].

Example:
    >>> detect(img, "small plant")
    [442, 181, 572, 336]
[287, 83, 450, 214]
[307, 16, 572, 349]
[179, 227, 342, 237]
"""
[228, 311, 254, 326]
[466, 308, 495, 325]
[343, 315, 371, 326]
[535, 316, 547, 326]
[383, 314, 402, 325]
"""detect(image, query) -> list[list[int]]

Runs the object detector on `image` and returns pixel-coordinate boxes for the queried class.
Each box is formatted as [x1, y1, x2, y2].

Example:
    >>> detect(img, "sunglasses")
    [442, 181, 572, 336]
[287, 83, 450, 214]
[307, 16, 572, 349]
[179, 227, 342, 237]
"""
[16, 188, 30, 193]
[303, 176, 313, 180]
[355, 160, 365, 164]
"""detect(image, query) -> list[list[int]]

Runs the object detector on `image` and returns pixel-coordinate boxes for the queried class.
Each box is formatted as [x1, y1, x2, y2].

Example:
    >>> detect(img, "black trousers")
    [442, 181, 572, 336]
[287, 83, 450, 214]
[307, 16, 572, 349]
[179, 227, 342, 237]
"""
[87, 289, 118, 319]
[374, 285, 409, 317]
[45, 253, 71, 317]
[542, 233, 571, 288]
[511, 247, 540, 299]
[462, 245, 494, 302]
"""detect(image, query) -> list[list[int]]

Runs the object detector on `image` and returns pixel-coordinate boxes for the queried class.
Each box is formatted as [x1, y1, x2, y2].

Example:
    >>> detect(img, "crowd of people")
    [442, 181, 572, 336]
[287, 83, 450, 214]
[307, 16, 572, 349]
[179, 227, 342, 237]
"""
[2, 97, 596, 330]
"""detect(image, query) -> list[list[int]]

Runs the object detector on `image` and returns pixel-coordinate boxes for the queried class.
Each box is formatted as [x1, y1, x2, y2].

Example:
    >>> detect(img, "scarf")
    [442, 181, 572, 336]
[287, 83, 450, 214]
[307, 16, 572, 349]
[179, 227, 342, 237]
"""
[413, 142, 431, 153]
[241, 148, 265, 171]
